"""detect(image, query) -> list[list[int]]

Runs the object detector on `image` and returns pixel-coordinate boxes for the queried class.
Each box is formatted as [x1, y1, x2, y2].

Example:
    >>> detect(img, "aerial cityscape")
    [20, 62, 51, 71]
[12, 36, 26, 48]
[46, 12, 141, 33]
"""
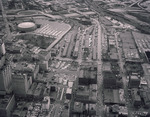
[0, 0, 150, 117]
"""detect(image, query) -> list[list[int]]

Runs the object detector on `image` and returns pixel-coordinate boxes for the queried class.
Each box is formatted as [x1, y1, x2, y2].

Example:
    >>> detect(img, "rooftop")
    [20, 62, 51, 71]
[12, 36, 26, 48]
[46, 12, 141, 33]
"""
[130, 75, 139, 80]
[104, 89, 120, 104]
[18, 22, 36, 29]
[0, 95, 14, 109]
[73, 102, 84, 113]
[13, 62, 37, 73]
[75, 85, 97, 102]
[103, 62, 111, 71]
[66, 88, 72, 94]
[131, 88, 141, 101]
[79, 69, 97, 79]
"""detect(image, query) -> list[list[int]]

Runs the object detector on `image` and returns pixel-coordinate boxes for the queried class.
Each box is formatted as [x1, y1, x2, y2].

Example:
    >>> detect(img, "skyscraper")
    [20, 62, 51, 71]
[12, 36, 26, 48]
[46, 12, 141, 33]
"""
[12, 73, 32, 97]
[0, 39, 6, 55]
[0, 64, 12, 95]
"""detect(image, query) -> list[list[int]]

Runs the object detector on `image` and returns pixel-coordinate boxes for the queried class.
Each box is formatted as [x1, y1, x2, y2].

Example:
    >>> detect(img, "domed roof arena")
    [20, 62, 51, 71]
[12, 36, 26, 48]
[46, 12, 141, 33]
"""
[17, 22, 37, 32]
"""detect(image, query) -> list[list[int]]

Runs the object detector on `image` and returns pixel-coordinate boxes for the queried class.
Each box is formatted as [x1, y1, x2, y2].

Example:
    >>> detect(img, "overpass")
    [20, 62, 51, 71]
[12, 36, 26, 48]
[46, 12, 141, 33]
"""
[1, 10, 96, 20]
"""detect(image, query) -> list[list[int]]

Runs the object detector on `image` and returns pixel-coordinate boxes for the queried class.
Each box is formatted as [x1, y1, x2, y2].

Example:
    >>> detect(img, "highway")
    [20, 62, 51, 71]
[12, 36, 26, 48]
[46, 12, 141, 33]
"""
[129, 0, 148, 11]
[0, 11, 62, 20]
[129, 0, 143, 7]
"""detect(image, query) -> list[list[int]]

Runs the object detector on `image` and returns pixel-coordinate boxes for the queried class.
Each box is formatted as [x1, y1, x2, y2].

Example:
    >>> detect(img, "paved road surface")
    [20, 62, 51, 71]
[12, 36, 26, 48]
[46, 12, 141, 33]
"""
[92, 18, 105, 117]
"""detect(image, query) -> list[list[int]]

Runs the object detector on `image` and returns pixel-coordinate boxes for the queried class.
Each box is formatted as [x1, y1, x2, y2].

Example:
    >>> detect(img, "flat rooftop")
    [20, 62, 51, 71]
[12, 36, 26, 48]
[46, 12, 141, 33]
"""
[79, 69, 97, 79]
[104, 89, 120, 104]
[34, 20, 71, 39]
[0, 95, 14, 109]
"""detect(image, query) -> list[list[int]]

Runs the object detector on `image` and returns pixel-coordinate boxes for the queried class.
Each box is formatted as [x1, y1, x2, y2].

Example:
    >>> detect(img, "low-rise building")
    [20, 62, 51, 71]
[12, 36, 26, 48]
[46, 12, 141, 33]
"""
[72, 102, 84, 114]
[140, 87, 150, 108]
[103, 72, 117, 89]
[128, 75, 140, 88]
[102, 62, 111, 72]
[66, 88, 72, 100]
[104, 89, 125, 105]
[75, 85, 97, 103]
[27, 82, 38, 98]
[79, 68, 97, 85]
[33, 83, 44, 99]
[38, 50, 51, 61]
[12, 61, 39, 79]
[68, 81, 74, 88]
[85, 104, 96, 115]
[131, 88, 142, 107]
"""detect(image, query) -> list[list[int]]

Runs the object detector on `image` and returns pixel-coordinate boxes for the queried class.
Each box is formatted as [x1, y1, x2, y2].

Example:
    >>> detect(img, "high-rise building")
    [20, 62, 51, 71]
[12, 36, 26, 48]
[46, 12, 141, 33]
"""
[0, 64, 12, 95]
[0, 39, 6, 55]
[0, 95, 16, 117]
[0, 38, 12, 95]
[0, 55, 5, 69]
[12, 73, 32, 97]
